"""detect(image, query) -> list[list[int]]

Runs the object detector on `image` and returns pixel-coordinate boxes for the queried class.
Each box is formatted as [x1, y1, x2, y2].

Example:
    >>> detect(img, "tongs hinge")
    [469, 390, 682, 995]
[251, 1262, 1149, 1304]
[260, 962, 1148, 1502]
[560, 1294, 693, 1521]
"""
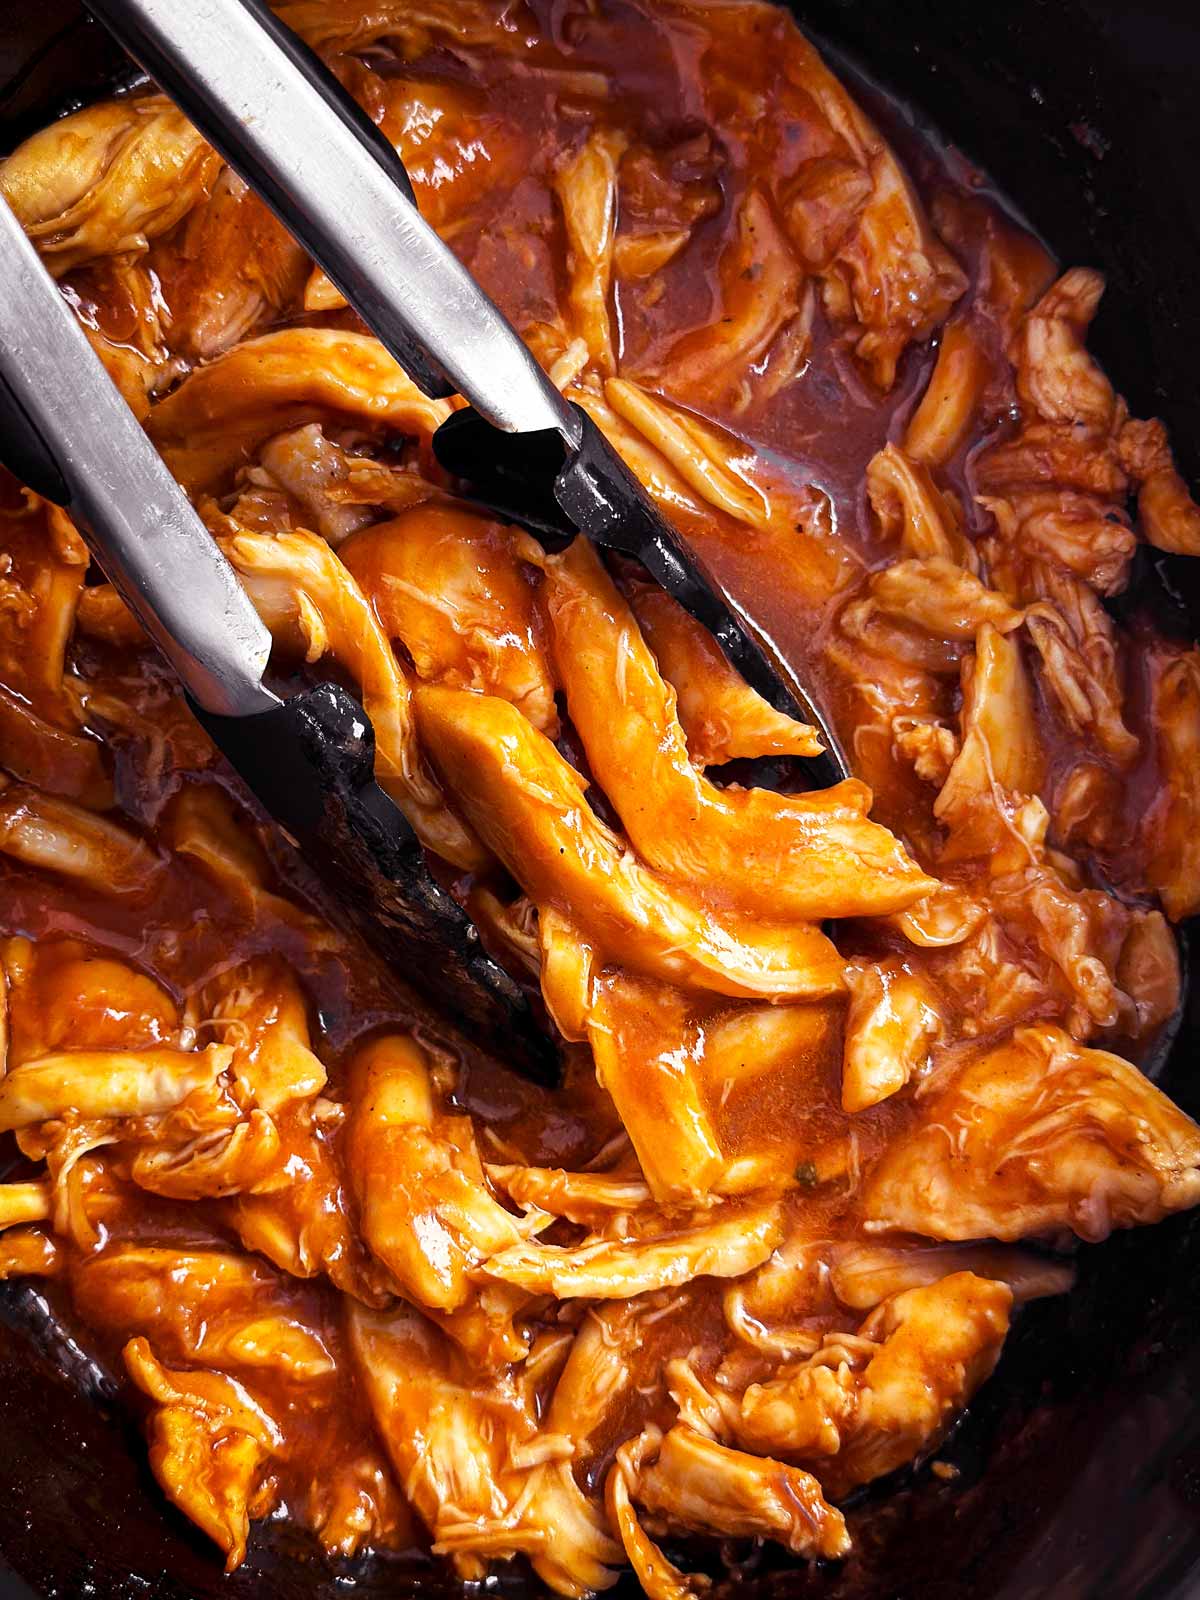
[433, 405, 850, 784]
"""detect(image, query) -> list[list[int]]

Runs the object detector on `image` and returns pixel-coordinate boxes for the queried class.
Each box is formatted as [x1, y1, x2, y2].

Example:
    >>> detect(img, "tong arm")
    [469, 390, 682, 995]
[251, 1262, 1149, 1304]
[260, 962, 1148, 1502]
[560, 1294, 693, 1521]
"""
[86, 0, 581, 447]
[0, 195, 276, 720]
[83, 0, 850, 784]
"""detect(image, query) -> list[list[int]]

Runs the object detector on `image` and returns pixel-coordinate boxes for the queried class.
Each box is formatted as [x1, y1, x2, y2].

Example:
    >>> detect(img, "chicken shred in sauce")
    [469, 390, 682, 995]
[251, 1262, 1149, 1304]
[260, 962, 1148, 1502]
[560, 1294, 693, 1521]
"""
[1, 0, 1199, 1591]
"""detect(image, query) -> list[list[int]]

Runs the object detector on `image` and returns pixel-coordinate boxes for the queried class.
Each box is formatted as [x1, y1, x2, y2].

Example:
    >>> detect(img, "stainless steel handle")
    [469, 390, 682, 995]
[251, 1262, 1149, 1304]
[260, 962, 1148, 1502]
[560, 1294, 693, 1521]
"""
[86, 0, 582, 447]
[0, 196, 278, 719]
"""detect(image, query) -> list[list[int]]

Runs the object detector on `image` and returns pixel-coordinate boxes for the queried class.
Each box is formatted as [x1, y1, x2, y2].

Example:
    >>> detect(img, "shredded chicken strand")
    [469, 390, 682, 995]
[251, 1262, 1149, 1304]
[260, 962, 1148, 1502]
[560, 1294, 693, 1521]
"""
[0, 1, 1196, 1591]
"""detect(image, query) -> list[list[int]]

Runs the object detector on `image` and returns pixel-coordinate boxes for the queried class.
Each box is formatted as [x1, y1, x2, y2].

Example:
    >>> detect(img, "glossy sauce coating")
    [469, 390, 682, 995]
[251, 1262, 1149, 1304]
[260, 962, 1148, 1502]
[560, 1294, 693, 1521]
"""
[2, 0, 1200, 1592]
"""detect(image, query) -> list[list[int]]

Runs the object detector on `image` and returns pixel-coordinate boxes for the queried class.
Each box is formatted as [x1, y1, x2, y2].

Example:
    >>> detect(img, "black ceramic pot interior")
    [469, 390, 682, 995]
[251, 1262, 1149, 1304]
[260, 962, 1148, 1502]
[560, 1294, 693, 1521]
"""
[2, 3, 1200, 1598]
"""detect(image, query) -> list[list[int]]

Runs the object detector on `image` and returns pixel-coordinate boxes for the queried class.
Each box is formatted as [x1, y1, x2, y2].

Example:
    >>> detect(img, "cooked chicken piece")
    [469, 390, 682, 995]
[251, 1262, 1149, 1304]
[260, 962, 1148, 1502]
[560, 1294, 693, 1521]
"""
[935, 624, 1043, 862]
[824, 633, 946, 829]
[293, 65, 535, 310]
[340, 503, 558, 733]
[348, 1299, 621, 1594]
[606, 1431, 701, 1600]
[199, 958, 327, 1115]
[164, 783, 337, 949]
[346, 1033, 525, 1314]
[74, 583, 144, 650]
[781, 48, 964, 390]
[304, 1455, 408, 1562]
[414, 685, 846, 1001]
[0, 1043, 229, 1131]
[533, 904, 596, 1041]
[866, 443, 978, 569]
[624, 574, 823, 764]
[130, 1113, 283, 1203]
[483, 1201, 782, 1298]
[426, 1282, 536, 1373]
[931, 913, 1057, 1038]
[634, 1423, 849, 1558]
[124, 1336, 280, 1571]
[904, 320, 989, 466]
[276, 0, 528, 55]
[232, 430, 438, 540]
[1145, 648, 1200, 920]
[0, 1005, 256, 1211]
[981, 489, 1135, 597]
[0, 784, 160, 897]
[534, 969, 827, 1203]
[571, 388, 715, 524]
[722, 1226, 849, 1361]
[1, 97, 219, 275]
[124, 1303, 398, 1563]
[1012, 268, 1115, 431]
[12, 1112, 117, 1250]
[989, 863, 1125, 1032]
[4, 941, 177, 1064]
[0, 1228, 60, 1279]
[75, 1246, 334, 1379]
[148, 329, 451, 491]
[973, 217, 1057, 339]
[150, 993, 377, 1304]
[32, 499, 84, 571]
[862, 1024, 1200, 1242]
[221, 525, 483, 869]
[1118, 416, 1200, 557]
[0, 1180, 50, 1230]
[537, 540, 934, 919]
[974, 418, 1128, 498]
[723, 1273, 1010, 1497]
[828, 1241, 1074, 1309]
[841, 958, 942, 1113]
[839, 600, 968, 675]
[487, 1165, 652, 1226]
[1023, 567, 1138, 763]
[663, 190, 803, 403]
[891, 716, 959, 787]
[0, 499, 85, 735]
[464, 888, 547, 986]
[97, 1014, 280, 1196]
[615, 227, 692, 279]
[542, 1300, 647, 1466]
[150, 168, 309, 358]
[604, 379, 777, 531]
[616, 131, 721, 259]
[783, 156, 872, 270]
[254, 425, 385, 545]
[829, 155, 965, 389]
[29, 569, 89, 723]
[1116, 910, 1182, 1037]
[0, 682, 113, 810]
[702, 998, 841, 1090]
[556, 128, 626, 375]
[587, 974, 726, 1202]
[886, 881, 987, 948]
[844, 557, 1018, 673]
[228, 1110, 392, 1310]
[72, 265, 182, 421]
[864, 557, 1022, 639]
[373, 70, 535, 232]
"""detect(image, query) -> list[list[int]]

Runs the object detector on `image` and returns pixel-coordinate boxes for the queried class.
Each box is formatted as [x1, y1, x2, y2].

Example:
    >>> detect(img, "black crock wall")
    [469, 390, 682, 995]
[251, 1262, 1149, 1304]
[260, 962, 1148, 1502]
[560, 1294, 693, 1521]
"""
[1, 4, 1199, 1597]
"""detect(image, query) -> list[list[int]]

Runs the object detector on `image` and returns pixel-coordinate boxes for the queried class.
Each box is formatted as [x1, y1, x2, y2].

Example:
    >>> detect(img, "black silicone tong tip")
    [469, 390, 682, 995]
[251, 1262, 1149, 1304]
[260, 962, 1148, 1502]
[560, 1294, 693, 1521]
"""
[433, 403, 851, 790]
[194, 680, 559, 1083]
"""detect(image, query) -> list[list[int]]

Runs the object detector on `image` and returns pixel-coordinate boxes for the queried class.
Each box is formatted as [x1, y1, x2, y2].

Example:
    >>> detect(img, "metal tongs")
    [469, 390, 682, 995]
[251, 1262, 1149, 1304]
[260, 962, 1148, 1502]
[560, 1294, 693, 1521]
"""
[0, 0, 846, 1075]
